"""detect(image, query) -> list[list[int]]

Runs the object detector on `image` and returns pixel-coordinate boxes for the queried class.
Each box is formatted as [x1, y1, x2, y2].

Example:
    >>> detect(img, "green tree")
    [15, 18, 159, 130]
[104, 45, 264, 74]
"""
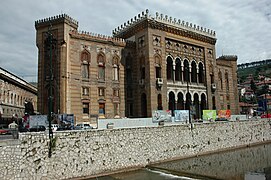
[250, 80, 257, 94]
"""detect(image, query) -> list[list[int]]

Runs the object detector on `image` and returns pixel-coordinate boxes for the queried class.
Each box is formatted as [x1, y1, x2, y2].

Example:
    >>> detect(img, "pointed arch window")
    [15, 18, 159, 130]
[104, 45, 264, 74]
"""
[225, 72, 229, 90]
[183, 60, 190, 82]
[191, 61, 197, 83]
[166, 56, 173, 80]
[198, 62, 204, 83]
[218, 71, 223, 90]
[175, 58, 182, 81]
[140, 57, 145, 80]
[81, 51, 90, 79]
[155, 55, 162, 78]
[112, 56, 120, 81]
[98, 54, 105, 81]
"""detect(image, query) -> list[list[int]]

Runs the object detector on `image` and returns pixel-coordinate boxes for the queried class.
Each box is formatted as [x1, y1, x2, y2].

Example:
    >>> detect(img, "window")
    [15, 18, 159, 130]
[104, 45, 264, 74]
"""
[112, 56, 119, 81]
[218, 71, 223, 90]
[141, 67, 145, 79]
[82, 87, 89, 96]
[158, 94, 163, 110]
[167, 56, 173, 80]
[99, 88, 105, 97]
[155, 56, 162, 79]
[98, 54, 105, 81]
[81, 51, 90, 79]
[113, 89, 119, 97]
[114, 103, 119, 117]
[99, 103, 105, 114]
[227, 105, 230, 110]
[83, 103, 89, 114]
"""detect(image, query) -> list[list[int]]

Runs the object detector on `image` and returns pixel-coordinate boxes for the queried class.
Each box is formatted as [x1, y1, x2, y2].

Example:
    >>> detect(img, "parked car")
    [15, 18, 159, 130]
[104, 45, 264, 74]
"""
[51, 124, 59, 132]
[29, 125, 46, 132]
[261, 114, 271, 118]
[0, 129, 9, 135]
[75, 123, 93, 130]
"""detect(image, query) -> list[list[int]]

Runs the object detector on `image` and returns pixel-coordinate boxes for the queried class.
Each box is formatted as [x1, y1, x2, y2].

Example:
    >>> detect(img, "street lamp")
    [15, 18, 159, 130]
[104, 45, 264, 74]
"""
[47, 24, 54, 158]
[185, 65, 192, 126]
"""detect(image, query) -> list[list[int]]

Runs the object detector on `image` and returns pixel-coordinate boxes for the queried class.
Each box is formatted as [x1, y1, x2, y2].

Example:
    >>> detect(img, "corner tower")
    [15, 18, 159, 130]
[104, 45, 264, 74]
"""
[35, 14, 78, 115]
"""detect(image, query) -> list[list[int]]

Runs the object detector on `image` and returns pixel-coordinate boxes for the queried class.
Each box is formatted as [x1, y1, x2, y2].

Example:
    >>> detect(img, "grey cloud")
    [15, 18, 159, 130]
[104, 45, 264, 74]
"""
[0, 0, 270, 82]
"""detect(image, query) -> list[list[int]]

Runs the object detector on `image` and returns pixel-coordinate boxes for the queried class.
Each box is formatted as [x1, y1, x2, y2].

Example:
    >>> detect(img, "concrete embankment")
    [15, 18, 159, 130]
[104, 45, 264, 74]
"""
[0, 119, 270, 179]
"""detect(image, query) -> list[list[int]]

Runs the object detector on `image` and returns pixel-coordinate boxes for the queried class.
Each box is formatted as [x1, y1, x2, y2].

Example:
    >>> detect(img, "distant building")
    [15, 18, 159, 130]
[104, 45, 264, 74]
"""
[0, 67, 37, 124]
[35, 10, 239, 124]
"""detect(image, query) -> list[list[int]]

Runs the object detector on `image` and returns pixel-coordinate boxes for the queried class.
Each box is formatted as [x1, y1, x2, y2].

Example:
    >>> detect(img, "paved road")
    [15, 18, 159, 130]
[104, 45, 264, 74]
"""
[0, 134, 15, 140]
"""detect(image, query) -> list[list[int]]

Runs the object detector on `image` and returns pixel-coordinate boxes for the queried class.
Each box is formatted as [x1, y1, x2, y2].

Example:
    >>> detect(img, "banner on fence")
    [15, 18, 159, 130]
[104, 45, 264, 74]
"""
[203, 110, 217, 121]
[218, 110, 231, 119]
[174, 110, 189, 123]
[29, 115, 48, 128]
[152, 110, 172, 122]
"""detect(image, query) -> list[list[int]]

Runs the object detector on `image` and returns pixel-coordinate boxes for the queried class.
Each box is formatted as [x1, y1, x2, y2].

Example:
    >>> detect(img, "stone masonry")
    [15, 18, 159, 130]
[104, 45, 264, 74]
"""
[1, 119, 271, 179]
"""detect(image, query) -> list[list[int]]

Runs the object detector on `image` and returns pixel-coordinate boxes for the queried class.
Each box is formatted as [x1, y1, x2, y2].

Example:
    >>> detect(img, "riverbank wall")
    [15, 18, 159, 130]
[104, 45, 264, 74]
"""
[1, 119, 271, 179]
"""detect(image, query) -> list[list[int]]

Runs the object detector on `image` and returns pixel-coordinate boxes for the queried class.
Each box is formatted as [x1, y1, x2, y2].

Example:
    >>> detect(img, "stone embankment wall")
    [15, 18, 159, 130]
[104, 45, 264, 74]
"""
[1, 119, 271, 180]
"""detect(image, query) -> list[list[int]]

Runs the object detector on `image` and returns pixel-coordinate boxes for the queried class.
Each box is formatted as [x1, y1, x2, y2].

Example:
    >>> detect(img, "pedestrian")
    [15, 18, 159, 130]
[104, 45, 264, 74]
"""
[8, 121, 18, 139]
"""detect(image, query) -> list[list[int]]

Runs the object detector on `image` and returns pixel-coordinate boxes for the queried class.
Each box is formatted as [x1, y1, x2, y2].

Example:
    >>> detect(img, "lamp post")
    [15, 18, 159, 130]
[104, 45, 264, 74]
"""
[186, 66, 192, 126]
[47, 25, 53, 158]
[264, 79, 268, 117]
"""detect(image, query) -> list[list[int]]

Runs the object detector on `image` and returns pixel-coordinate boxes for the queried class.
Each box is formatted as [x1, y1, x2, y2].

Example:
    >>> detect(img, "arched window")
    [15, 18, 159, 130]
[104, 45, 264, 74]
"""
[141, 93, 147, 117]
[175, 58, 182, 81]
[218, 71, 223, 90]
[112, 56, 120, 81]
[191, 61, 197, 83]
[168, 92, 175, 115]
[140, 57, 145, 79]
[157, 94, 163, 110]
[185, 92, 191, 110]
[81, 51, 90, 79]
[98, 53, 105, 81]
[198, 62, 204, 83]
[183, 60, 190, 82]
[225, 72, 229, 90]
[177, 92, 184, 110]
[167, 56, 173, 80]
[155, 55, 162, 78]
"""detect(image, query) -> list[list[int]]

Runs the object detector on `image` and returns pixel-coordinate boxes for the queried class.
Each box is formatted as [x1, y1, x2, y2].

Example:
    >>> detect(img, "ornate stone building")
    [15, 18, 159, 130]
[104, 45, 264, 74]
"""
[0, 67, 37, 124]
[35, 10, 239, 124]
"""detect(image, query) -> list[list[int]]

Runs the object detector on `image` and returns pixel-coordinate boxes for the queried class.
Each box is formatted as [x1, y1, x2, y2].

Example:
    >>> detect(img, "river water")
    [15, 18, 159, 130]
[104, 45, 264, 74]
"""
[89, 143, 271, 180]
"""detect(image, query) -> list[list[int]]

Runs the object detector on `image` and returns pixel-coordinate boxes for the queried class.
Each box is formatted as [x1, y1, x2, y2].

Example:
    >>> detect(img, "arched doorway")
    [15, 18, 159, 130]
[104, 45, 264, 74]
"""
[168, 92, 175, 115]
[177, 92, 184, 110]
[185, 92, 192, 110]
[141, 93, 147, 117]
[193, 93, 199, 119]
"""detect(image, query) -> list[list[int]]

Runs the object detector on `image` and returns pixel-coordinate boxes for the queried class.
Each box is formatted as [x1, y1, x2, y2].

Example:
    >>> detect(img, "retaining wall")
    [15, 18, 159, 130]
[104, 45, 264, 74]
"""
[1, 119, 271, 179]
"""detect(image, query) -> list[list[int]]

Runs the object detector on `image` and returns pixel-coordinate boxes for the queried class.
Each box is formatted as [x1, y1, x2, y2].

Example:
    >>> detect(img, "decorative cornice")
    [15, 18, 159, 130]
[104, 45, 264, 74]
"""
[113, 9, 217, 44]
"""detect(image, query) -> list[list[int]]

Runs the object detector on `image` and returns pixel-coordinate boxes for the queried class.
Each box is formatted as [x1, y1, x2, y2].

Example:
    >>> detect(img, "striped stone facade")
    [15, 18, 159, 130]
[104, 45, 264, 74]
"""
[35, 10, 239, 124]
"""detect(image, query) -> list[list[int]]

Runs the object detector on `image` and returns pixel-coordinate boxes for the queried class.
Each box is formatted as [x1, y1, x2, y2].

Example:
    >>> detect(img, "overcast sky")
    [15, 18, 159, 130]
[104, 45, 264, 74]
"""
[0, 0, 271, 82]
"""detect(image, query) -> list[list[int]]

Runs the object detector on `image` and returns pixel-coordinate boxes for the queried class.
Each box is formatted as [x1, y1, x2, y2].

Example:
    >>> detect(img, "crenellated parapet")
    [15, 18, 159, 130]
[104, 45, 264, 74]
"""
[217, 55, 238, 61]
[113, 9, 216, 40]
[35, 14, 78, 29]
[69, 30, 126, 46]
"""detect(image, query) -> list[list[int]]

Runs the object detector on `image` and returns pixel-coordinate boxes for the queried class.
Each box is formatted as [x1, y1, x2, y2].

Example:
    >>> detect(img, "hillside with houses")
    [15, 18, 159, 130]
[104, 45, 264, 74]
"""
[237, 59, 271, 116]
